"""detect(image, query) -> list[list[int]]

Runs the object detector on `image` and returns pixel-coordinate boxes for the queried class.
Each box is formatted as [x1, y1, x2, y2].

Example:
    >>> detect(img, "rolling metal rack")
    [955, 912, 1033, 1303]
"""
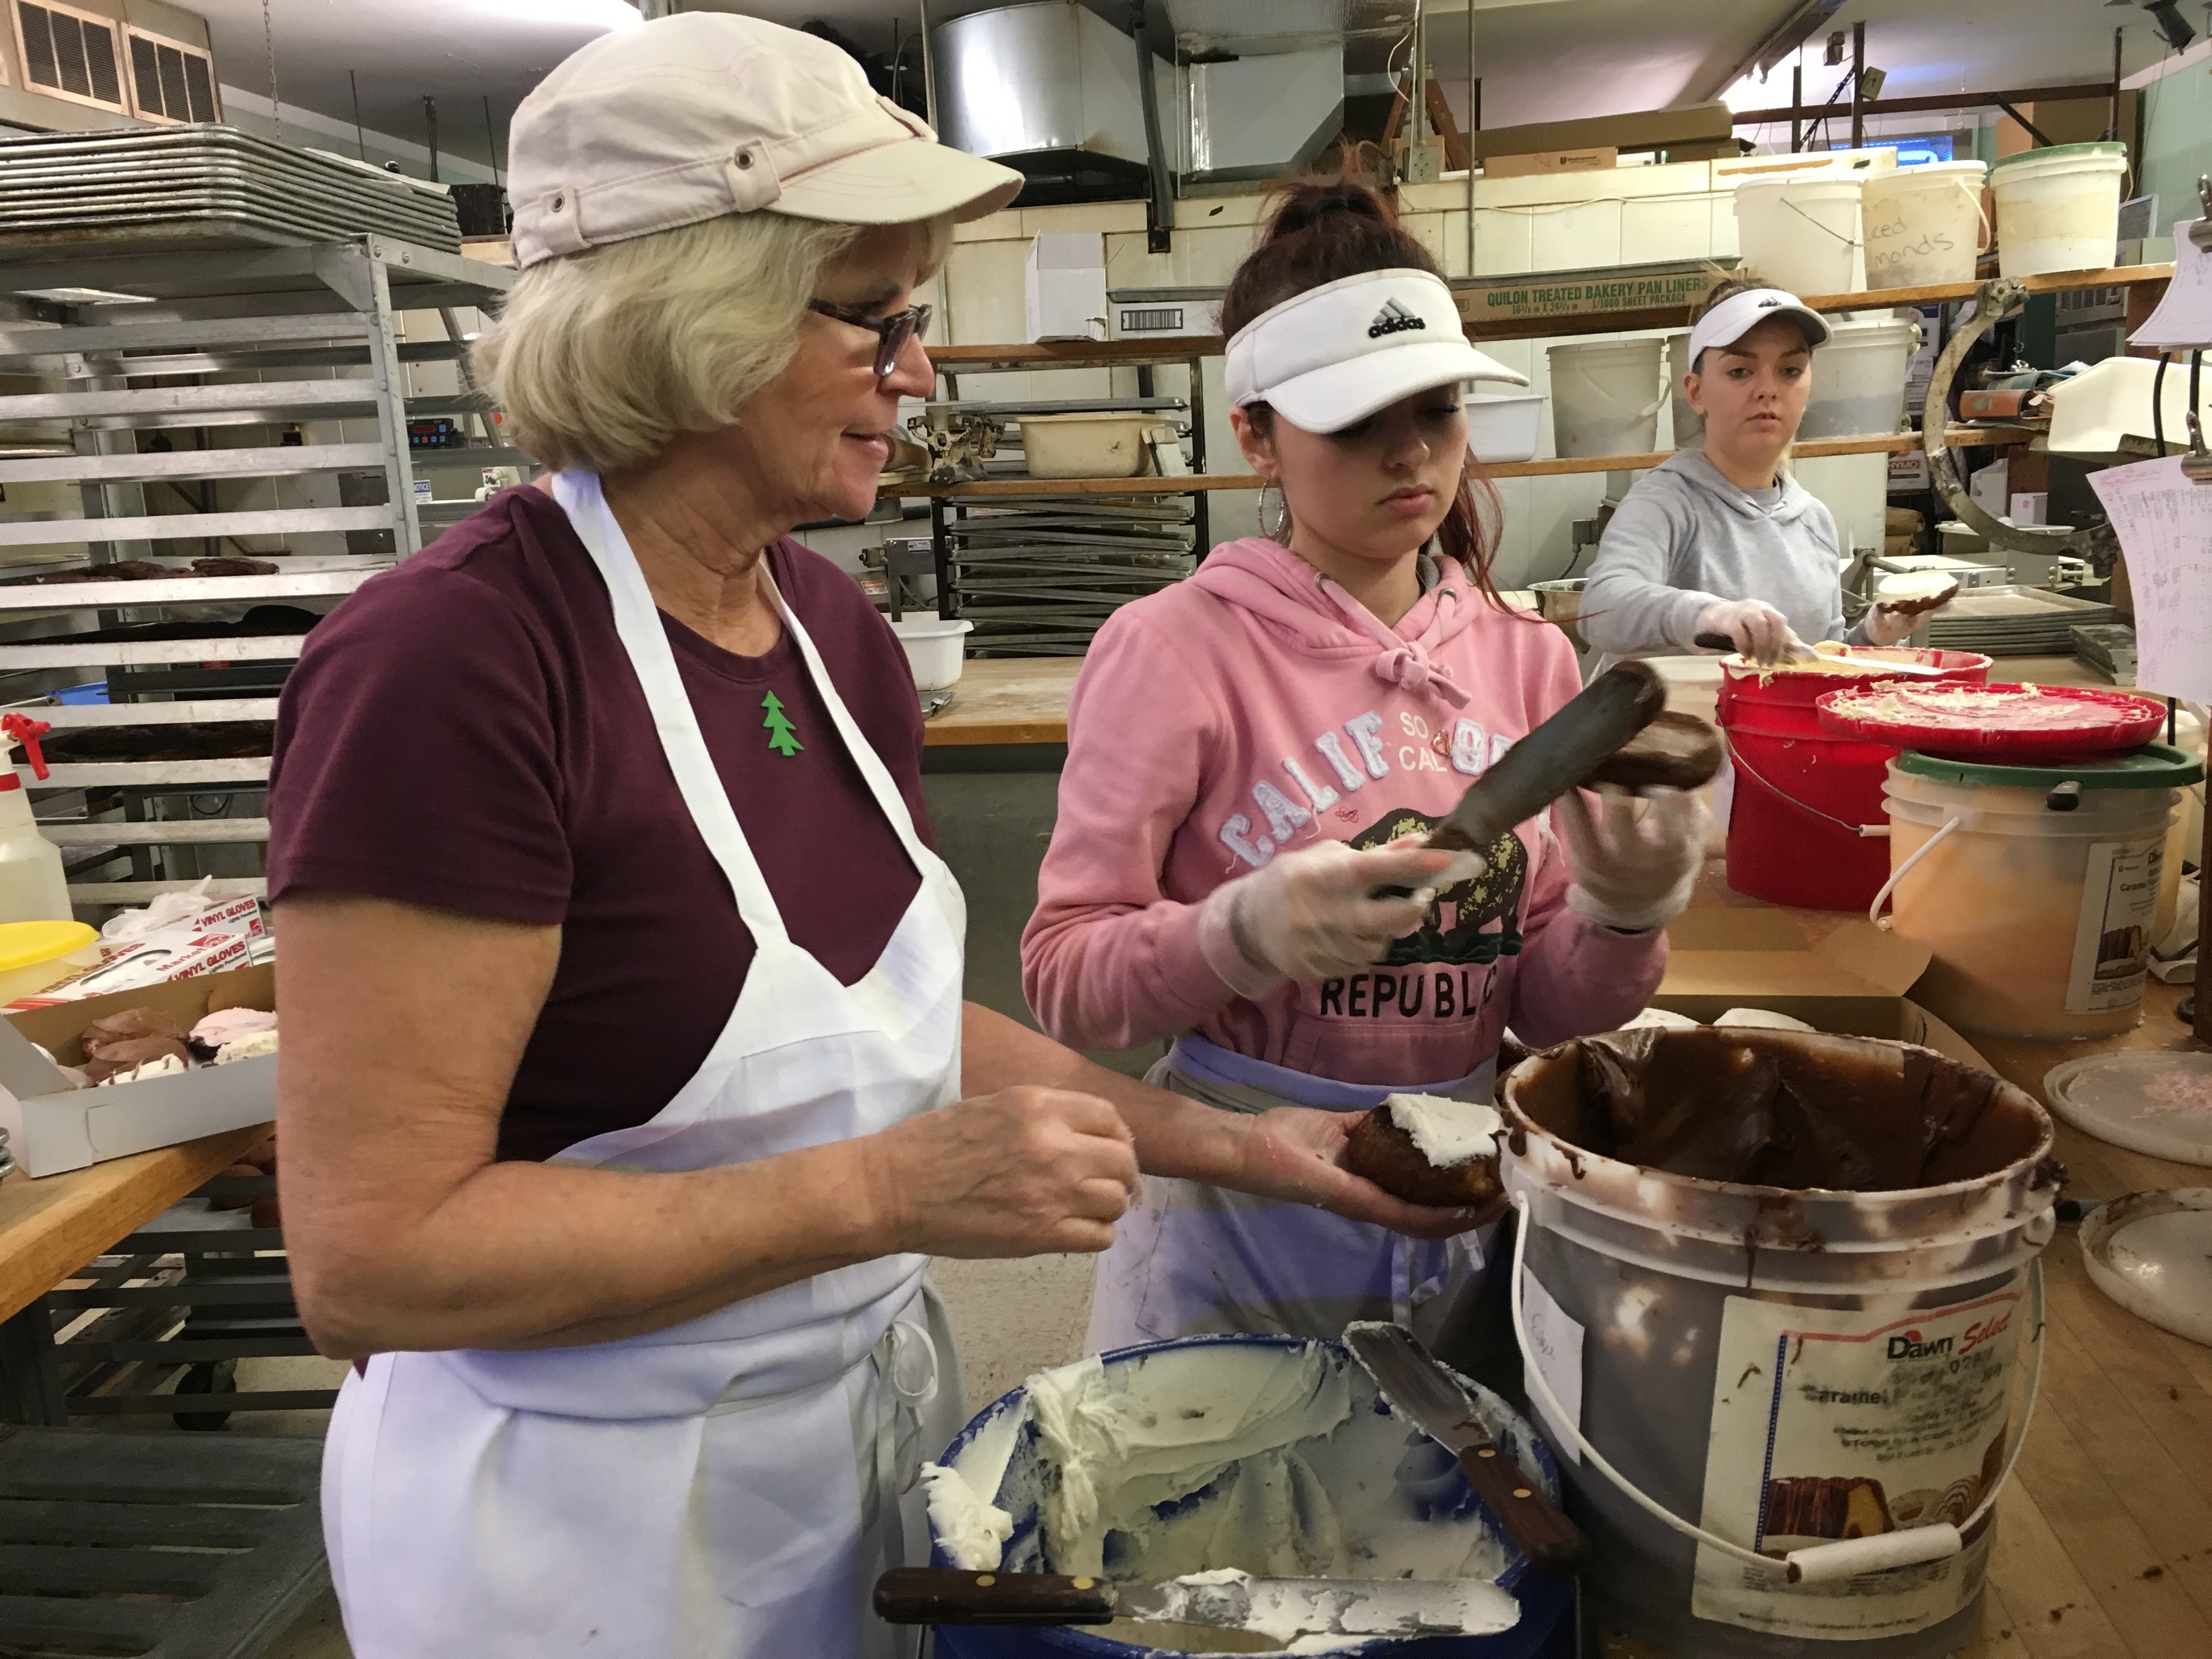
[0, 235, 517, 909]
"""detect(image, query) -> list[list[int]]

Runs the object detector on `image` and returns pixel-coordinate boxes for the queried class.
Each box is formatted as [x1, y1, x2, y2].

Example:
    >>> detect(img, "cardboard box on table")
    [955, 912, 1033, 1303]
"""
[0, 965, 274, 1178]
[1654, 910, 1996, 1070]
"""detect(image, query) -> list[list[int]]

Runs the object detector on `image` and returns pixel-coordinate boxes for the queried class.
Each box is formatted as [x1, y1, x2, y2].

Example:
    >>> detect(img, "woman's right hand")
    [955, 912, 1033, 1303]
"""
[863, 1087, 1141, 1258]
[1210, 840, 1483, 987]
[1694, 597, 1799, 664]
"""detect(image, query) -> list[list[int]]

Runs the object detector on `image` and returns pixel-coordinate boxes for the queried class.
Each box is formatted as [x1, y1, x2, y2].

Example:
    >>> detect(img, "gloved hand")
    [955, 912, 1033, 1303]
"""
[1200, 840, 1486, 990]
[1555, 787, 1707, 931]
[1694, 599, 1803, 665]
[1861, 603, 1922, 647]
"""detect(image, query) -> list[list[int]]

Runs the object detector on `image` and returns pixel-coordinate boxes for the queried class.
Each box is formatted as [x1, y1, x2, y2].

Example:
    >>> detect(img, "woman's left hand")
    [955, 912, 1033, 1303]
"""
[1556, 786, 1708, 931]
[1239, 1106, 1505, 1239]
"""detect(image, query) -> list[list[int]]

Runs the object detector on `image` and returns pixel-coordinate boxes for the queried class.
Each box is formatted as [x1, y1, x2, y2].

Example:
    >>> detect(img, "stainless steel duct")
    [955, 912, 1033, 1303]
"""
[1165, 1, 1345, 187]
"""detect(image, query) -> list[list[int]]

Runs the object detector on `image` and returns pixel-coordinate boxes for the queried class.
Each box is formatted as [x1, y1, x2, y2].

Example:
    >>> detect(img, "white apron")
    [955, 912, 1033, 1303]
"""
[1085, 1035, 1497, 1352]
[321, 472, 969, 1659]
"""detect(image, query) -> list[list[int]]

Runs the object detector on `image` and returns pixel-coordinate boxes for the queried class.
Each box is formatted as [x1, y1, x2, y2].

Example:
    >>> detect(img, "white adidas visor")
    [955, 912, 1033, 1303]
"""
[1686, 287, 1833, 365]
[1224, 268, 1528, 434]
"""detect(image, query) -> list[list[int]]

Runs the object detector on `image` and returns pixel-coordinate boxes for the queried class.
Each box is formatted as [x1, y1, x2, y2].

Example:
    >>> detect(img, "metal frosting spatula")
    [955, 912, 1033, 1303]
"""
[874, 1566, 1521, 1641]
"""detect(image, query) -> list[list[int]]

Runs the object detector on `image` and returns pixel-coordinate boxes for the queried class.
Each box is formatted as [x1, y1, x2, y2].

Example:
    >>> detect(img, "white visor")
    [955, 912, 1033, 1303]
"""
[1686, 287, 1832, 364]
[1224, 268, 1528, 433]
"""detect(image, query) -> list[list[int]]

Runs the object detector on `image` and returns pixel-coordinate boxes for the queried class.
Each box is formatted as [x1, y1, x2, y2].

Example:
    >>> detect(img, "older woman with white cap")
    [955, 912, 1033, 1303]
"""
[268, 17, 1446, 1658]
[1579, 278, 1928, 664]
[1022, 183, 1703, 1358]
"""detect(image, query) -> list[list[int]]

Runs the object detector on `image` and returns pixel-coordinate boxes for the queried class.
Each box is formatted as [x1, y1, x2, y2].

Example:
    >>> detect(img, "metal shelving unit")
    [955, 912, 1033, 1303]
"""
[0, 236, 515, 911]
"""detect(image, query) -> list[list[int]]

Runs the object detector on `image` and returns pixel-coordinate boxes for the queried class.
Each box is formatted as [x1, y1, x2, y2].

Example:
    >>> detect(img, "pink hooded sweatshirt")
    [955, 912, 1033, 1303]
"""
[1020, 536, 1666, 1087]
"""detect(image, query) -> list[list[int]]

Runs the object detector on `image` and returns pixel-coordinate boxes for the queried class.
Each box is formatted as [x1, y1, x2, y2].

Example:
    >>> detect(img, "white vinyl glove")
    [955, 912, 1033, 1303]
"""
[1693, 599, 1803, 665]
[1555, 787, 1708, 932]
[1199, 840, 1486, 990]
[1861, 603, 1921, 647]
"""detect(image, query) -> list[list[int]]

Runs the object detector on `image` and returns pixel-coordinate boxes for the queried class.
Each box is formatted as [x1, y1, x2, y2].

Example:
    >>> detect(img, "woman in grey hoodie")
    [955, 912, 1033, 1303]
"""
[1578, 279, 1920, 664]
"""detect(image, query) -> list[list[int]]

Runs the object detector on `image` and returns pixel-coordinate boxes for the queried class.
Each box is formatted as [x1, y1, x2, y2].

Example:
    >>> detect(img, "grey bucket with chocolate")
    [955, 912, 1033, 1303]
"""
[1493, 1026, 2059, 1658]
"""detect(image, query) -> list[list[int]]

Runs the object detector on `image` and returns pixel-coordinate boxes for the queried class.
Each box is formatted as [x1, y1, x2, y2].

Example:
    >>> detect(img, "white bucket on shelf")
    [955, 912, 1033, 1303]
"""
[1465, 391, 1547, 462]
[1990, 143, 2128, 277]
[1878, 746, 2189, 1038]
[1863, 161, 1989, 287]
[1548, 337, 1663, 458]
[1664, 331, 1702, 447]
[1734, 173, 1865, 296]
[1798, 313, 1921, 439]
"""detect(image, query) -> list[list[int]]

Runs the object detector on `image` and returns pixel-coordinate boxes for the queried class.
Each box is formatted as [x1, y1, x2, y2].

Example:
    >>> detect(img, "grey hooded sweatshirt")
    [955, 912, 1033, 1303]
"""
[1576, 449, 1867, 659]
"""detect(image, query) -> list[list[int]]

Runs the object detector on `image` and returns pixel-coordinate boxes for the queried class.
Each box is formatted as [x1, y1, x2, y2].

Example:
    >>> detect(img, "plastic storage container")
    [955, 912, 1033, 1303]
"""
[1018, 411, 1159, 478]
[1798, 313, 1920, 439]
[1548, 338, 1663, 458]
[1733, 173, 1865, 296]
[1464, 392, 1546, 462]
[1879, 744, 2200, 1037]
[925, 1334, 1571, 1659]
[1861, 161, 1988, 287]
[889, 616, 974, 690]
[1716, 648, 1992, 910]
[0, 919, 97, 1004]
[1990, 143, 2128, 277]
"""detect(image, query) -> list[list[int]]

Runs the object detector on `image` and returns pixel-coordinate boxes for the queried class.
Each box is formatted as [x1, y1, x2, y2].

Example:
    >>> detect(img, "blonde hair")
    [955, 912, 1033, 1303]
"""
[473, 211, 950, 474]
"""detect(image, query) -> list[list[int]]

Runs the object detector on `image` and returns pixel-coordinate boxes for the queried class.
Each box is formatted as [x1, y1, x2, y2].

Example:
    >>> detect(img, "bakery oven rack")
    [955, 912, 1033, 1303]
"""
[0, 236, 516, 913]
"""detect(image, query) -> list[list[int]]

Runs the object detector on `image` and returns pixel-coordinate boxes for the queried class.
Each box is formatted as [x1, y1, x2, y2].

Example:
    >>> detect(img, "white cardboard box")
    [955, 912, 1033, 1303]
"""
[0, 964, 275, 1178]
[1025, 232, 1108, 343]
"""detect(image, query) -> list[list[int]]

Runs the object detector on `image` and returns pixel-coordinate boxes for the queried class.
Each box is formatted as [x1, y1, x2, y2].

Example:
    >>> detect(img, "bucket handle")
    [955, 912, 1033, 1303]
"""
[1721, 732, 1892, 839]
[1867, 811, 1965, 926]
[1506, 1190, 2047, 1585]
[1783, 191, 1862, 250]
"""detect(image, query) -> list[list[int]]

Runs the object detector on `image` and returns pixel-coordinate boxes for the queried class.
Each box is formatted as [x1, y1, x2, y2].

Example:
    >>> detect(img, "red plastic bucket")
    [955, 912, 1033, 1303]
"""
[1717, 649, 1991, 909]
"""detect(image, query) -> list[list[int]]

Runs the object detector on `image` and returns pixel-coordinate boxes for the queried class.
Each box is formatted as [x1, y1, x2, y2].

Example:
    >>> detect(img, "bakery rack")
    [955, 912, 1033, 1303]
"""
[0, 236, 516, 913]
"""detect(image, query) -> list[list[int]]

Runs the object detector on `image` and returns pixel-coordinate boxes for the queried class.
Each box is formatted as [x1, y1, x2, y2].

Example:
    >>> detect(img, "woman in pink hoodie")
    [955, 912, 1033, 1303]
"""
[1021, 184, 1706, 1352]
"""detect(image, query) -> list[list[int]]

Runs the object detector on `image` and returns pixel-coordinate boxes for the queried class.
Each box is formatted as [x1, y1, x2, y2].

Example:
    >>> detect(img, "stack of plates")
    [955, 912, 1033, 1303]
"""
[0, 125, 460, 256]
[1917, 585, 2115, 656]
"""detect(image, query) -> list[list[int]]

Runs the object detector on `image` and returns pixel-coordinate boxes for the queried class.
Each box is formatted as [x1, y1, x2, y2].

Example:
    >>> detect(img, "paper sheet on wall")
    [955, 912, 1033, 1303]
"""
[2131, 223, 2212, 351]
[2087, 455, 2212, 704]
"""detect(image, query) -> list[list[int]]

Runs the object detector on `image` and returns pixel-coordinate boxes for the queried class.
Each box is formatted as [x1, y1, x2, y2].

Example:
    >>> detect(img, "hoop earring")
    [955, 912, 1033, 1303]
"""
[1260, 481, 1290, 541]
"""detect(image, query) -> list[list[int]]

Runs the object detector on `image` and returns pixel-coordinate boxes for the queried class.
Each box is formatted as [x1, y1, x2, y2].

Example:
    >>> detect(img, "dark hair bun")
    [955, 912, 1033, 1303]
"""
[1263, 183, 1396, 245]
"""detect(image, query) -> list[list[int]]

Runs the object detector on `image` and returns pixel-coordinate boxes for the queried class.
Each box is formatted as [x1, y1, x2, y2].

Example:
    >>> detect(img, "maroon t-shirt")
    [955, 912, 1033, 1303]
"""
[267, 487, 930, 1161]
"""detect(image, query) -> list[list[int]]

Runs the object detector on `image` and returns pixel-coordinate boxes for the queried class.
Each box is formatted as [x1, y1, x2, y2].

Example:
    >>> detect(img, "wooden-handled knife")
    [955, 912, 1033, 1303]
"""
[1343, 1321, 1588, 1575]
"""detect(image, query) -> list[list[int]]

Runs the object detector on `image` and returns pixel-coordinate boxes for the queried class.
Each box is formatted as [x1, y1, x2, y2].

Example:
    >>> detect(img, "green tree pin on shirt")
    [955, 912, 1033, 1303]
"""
[761, 691, 802, 757]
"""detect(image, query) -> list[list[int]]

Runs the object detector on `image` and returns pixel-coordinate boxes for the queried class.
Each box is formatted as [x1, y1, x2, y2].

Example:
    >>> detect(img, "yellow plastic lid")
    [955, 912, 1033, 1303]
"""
[0, 919, 97, 972]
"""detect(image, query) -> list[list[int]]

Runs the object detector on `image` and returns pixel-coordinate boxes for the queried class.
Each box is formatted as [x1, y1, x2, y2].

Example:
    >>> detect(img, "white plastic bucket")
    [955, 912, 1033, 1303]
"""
[1664, 331, 1702, 447]
[1798, 313, 1920, 439]
[1990, 143, 2128, 278]
[1734, 174, 1865, 296]
[1548, 337, 1663, 458]
[1465, 391, 1546, 462]
[1500, 1026, 2058, 1657]
[889, 615, 973, 690]
[1877, 746, 2190, 1037]
[1862, 161, 1988, 288]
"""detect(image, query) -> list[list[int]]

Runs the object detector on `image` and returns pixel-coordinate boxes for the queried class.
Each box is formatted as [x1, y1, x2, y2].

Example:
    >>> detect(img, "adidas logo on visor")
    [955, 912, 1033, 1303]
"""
[1367, 298, 1427, 339]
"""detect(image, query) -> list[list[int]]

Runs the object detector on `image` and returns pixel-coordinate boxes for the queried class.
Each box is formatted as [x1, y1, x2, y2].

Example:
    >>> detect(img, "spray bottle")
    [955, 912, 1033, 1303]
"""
[0, 714, 72, 923]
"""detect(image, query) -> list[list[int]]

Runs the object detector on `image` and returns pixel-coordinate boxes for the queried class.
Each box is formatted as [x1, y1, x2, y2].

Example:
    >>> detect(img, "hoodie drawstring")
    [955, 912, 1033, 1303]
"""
[1316, 575, 1472, 709]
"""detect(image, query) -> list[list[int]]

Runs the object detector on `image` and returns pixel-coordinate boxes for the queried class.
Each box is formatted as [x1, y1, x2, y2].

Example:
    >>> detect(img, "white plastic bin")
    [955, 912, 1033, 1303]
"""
[1548, 338, 1663, 459]
[1464, 392, 1545, 462]
[1798, 312, 1920, 439]
[889, 616, 973, 690]
[1733, 173, 1865, 296]
[1991, 143, 2128, 277]
[1018, 411, 1156, 478]
[1863, 160, 1988, 287]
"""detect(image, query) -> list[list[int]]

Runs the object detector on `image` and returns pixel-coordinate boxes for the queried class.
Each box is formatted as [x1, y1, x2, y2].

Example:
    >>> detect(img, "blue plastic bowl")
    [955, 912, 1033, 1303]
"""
[926, 1333, 1571, 1658]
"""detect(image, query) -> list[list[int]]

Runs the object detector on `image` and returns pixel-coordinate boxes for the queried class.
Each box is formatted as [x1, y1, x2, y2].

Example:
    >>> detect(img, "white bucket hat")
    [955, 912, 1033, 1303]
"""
[1687, 286, 1833, 363]
[1224, 268, 1528, 434]
[507, 13, 1022, 268]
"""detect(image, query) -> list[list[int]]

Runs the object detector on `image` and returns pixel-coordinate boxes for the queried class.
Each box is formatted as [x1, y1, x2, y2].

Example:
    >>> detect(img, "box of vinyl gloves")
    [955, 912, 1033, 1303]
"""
[0, 964, 275, 1178]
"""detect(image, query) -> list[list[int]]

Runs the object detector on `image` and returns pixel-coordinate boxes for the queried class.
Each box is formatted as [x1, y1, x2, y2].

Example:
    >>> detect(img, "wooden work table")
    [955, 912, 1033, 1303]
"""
[0, 1126, 269, 1327]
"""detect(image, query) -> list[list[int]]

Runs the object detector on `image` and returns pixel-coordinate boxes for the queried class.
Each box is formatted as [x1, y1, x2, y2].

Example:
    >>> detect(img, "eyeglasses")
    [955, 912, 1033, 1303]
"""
[806, 298, 932, 377]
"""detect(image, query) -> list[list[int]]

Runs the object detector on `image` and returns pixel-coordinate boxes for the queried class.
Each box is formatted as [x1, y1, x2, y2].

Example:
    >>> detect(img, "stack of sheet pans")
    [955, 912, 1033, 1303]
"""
[0, 125, 460, 256]
[2070, 622, 2139, 685]
[1918, 585, 2117, 657]
[943, 496, 1197, 656]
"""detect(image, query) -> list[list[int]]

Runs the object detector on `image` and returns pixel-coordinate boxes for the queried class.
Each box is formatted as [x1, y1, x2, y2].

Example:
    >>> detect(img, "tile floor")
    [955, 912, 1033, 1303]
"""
[247, 1253, 1101, 1657]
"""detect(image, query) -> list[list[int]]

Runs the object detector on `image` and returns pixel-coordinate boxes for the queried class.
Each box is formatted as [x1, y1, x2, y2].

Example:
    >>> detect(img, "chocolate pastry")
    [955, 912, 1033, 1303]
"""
[81, 1034, 190, 1085]
[1344, 1107, 1502, 1207]
[190, 556, 280, 577]
[1873, 574, 1959, 616]
[1580, 710, 1723, 792]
